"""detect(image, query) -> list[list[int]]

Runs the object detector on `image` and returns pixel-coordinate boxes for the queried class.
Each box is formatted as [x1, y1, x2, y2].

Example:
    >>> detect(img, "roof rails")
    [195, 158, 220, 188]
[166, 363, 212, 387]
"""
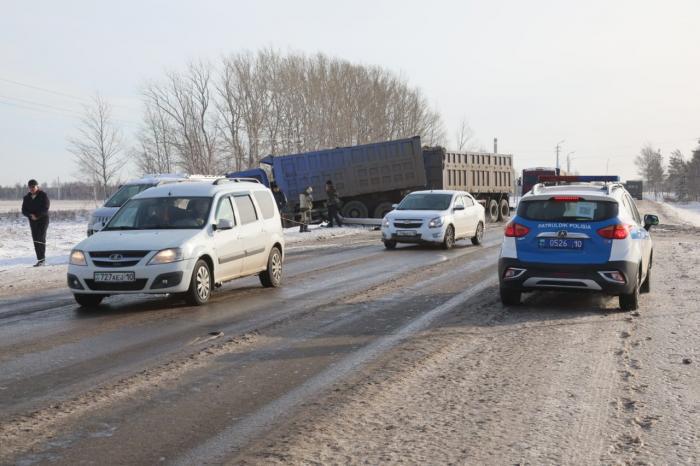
[212, 177, 261, 185]
[531, 175, 621, 195]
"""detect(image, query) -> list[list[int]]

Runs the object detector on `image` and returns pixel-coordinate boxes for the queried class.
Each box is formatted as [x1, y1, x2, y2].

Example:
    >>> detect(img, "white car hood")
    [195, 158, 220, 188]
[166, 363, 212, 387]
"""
[75, 229, 202, 252]
[387, 210, 447, 221]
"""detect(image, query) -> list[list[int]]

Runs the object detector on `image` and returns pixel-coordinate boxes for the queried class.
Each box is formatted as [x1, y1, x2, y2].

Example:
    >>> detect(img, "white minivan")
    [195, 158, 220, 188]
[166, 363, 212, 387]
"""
[68, 178, 284, 307]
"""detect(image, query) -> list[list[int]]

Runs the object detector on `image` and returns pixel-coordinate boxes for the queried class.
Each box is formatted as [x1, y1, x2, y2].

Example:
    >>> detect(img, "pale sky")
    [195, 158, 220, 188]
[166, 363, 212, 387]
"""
[1, 0, 699, 187]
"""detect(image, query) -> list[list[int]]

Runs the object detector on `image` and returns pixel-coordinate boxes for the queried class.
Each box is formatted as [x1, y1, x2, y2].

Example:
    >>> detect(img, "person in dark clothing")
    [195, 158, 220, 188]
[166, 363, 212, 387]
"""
[324, 180, 343, 227]
[21, 179, 50, 266]
[271, 182, 287, 227]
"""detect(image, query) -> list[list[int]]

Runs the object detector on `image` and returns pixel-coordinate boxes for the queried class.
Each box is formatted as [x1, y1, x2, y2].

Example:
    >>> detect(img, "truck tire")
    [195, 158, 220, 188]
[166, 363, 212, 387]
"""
[342, 200, 368, 218]
[487, 199, 499, 222]
[373, 201, 394, 219]
[498, 199, 510, 221]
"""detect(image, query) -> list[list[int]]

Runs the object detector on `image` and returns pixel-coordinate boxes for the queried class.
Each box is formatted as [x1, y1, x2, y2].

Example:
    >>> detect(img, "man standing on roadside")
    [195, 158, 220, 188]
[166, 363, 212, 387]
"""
[324, 180, 343, 227]
[22, 179, 50, 266]
[271, 182, 287, 227]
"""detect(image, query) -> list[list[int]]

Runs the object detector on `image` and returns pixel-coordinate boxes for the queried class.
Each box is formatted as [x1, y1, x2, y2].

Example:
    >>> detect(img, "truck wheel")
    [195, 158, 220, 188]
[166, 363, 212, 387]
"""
[498, 199, 510, 221]
[342, 200, 368, 218]
[373, 202, 394, 219]
[442, 225, 455, 250]
[619, 268, 641, 311]
[74, 294, 105, 308]
[259, 247, 283, 288]
[185, 259, 212, 306]
[471, 222, 484, 245]
[487, 200, 499, 222]
[500, 287, 521, 306]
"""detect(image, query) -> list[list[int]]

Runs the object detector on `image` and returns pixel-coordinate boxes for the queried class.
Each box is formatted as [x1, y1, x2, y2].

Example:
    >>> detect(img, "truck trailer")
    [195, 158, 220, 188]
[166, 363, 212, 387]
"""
[228, 136, 514, 221]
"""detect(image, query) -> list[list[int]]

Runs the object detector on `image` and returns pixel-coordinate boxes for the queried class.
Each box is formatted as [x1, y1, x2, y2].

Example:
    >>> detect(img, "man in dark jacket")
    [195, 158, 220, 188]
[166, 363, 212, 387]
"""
[325, 180, 343, 227]
[21, 179, 50, 266]
[271, 182, 287, 227]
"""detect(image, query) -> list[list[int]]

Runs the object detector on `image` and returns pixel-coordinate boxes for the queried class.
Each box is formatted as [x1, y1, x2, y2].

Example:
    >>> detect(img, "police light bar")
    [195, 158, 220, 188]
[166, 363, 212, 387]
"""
[537, 175, 620, 182]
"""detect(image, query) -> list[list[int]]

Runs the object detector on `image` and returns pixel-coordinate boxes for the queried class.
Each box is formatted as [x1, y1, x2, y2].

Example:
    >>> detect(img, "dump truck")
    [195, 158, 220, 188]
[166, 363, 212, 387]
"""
[624, 180, 643, 200]
[228, 136, 515, 221]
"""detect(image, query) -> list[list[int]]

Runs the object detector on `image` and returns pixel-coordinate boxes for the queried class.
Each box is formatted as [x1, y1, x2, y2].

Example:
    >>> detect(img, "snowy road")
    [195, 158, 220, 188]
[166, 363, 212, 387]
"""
[1, 203, 698, 465]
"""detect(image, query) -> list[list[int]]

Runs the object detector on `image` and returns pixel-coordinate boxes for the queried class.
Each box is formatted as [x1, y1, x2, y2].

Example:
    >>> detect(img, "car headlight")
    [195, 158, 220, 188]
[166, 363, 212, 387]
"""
[428, 217, 444, 228]
[383, 217, 390, 228]
[148, 248, 183, 265]
[70, 250, 87, 266]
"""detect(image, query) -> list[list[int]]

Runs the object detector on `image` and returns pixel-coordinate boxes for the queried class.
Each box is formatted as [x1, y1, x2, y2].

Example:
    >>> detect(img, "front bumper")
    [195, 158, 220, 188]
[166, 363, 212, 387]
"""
[498, 258, 639, 295]
[381, 225, 447, 244]
[67, 259, 195, 295]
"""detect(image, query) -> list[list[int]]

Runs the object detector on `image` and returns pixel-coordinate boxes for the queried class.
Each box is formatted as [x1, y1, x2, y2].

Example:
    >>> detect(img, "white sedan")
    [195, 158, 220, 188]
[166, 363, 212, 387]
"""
[381, 190, 485, 250]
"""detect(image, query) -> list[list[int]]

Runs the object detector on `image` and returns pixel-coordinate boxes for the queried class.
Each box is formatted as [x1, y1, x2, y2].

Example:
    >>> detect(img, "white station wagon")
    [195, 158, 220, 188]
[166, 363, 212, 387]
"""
[68, 178, 284, 307]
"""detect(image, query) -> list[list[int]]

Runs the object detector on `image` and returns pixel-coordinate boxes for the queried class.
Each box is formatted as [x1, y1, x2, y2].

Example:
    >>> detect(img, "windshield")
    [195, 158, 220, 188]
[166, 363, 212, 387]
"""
[104, 184, 156, 207]
[104, 197, 213, 230]
[518, 199, 618, 222]
[398, 193, 453, 211]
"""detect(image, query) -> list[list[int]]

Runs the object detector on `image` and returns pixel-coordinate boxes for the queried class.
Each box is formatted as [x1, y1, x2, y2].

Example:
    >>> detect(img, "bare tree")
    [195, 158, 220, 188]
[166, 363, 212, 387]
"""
[454, 117, 475, 151]
[67, 94, 124, 199]
[635, 144, 665, 196]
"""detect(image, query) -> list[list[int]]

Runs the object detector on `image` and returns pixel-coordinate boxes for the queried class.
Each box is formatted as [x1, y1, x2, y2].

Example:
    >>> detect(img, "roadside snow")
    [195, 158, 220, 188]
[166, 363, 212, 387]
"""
[655, 201, 700, 228]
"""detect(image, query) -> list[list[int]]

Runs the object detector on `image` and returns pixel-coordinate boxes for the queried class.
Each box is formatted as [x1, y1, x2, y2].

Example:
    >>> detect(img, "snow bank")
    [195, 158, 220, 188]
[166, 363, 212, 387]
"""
[657, 201, 700, 228]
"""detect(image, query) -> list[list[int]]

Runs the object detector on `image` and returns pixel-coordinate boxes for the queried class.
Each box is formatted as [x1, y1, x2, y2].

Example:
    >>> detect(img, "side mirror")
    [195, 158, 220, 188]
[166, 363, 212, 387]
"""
[453, 205, 465, 211]
[215, 219, 234, 231]
[643, 214, 659, 231]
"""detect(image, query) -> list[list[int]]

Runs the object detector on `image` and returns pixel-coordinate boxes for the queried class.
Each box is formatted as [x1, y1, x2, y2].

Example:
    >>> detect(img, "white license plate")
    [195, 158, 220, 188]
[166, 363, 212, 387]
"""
[397, 230, 416, 236]
[94, 272, 135, 282]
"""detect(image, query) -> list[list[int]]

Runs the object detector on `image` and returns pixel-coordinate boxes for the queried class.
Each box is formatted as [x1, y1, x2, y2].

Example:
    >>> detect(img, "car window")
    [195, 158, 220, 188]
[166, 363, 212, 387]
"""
[518, 198, 619, 222]
[234, 195, 258, 225]
[253, 191, 276, 220]
[215, 197, 236, 225]
[104, 184, 155, 207]
[626, 194, 642, 224]
[454, 195, 465, 209]
[463, 195, 474, 207]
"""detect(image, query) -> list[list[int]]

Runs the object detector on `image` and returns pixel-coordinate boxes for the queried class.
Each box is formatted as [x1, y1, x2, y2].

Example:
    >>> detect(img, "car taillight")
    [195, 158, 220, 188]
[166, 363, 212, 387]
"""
[597, 224, 630, 239]
[505, 222, 530, 237]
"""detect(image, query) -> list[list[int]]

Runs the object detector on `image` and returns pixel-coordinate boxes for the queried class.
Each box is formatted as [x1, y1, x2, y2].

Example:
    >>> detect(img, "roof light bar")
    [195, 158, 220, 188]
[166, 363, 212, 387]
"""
[538, 175, 620, 182]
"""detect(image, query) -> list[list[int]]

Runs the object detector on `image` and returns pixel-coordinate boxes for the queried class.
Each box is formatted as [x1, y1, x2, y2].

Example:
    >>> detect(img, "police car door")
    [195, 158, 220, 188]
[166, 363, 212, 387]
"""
[624, 193, 652, 274]
[212, 196, 244, 280]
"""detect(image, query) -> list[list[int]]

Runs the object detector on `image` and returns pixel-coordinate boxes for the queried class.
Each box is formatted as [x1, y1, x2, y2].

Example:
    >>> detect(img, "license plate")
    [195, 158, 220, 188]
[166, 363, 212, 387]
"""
[397, 230, 417, 236]
[539, 239, 584, 249]
[94, 272, 136, 282]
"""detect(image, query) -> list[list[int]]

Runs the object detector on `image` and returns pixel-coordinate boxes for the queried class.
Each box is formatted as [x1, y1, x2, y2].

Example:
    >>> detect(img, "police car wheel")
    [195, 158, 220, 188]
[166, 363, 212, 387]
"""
[384, 240, 397, 250]
[640, 267, 651, 294]
[619, 268, 640, 311]
[442, 225, 455, 250]
[500, 287, 521, 306]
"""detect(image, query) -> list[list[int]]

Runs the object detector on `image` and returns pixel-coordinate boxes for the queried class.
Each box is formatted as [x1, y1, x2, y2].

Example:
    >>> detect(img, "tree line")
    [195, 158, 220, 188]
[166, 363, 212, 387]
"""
[0, 181, 119, 201]
[64, 49, 446, 195]
[635, 141, 700, 200]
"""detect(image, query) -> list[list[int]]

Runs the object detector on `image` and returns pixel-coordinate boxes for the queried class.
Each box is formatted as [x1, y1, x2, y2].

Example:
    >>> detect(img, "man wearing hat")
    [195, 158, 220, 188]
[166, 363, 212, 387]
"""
[21, 179, 51, 266]
[324, 180, 343, 227]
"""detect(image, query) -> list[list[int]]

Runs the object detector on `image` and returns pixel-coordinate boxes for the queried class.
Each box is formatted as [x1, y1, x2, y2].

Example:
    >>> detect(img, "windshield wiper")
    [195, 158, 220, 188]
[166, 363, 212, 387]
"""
[103, 226, 139, 231]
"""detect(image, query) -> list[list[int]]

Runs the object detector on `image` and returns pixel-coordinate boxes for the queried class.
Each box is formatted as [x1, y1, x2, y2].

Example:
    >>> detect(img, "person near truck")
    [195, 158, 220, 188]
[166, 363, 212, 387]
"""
[21, 179, 50, 267]
[271, 182, 287, 226]
[324, 180, 343, 227]
[298, 186, 313, 233]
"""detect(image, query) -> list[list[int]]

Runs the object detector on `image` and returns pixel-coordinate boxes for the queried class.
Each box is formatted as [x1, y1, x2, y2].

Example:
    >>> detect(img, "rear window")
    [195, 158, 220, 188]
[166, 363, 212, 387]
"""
[234, 195, 258, 225]
[518, 198, 618, 222]
[253, 191, 276, 219]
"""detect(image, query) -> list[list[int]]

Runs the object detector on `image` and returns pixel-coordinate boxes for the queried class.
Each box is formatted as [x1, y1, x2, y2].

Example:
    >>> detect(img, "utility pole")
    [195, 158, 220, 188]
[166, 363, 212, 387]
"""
[555, 140, 565, 171]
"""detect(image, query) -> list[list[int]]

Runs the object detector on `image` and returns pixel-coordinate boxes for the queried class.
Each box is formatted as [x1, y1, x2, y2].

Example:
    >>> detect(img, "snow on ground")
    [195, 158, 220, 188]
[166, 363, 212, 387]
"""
[654, 201, 700, 228]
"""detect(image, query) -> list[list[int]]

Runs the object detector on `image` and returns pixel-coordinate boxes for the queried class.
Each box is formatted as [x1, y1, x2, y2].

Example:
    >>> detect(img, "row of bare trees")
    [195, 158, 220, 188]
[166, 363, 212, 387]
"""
[133, 49, 446, 175]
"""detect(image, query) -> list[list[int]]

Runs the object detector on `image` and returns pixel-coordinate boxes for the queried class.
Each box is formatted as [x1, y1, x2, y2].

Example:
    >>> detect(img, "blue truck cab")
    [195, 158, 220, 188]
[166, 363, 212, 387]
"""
[498, 176, 659, 311]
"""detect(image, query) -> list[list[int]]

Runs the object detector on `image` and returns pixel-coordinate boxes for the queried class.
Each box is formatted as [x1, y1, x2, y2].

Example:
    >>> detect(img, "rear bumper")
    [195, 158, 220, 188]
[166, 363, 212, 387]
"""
[498, 258, 638, 295]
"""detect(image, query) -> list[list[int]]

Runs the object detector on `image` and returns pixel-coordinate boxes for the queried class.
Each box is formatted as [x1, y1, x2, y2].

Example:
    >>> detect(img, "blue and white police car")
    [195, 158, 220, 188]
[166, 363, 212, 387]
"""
[498, 176, 659, 311]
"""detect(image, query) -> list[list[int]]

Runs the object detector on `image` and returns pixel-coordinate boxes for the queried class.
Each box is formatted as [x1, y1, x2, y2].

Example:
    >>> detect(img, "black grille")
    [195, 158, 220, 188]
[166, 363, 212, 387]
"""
[89, 251, 150, 258]
[85, 279, 148, 291]
[394, 221, 422, 229]
[92, 260, 141, 268]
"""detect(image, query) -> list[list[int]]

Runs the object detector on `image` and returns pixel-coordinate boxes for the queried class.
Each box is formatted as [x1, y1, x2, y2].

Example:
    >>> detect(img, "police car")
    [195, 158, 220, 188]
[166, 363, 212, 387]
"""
[498, 176, 659, 311]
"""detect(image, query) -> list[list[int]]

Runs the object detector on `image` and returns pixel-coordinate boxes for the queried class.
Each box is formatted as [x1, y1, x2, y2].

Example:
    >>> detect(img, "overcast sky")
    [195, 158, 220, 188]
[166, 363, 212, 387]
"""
[1, 0, 699, 187]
